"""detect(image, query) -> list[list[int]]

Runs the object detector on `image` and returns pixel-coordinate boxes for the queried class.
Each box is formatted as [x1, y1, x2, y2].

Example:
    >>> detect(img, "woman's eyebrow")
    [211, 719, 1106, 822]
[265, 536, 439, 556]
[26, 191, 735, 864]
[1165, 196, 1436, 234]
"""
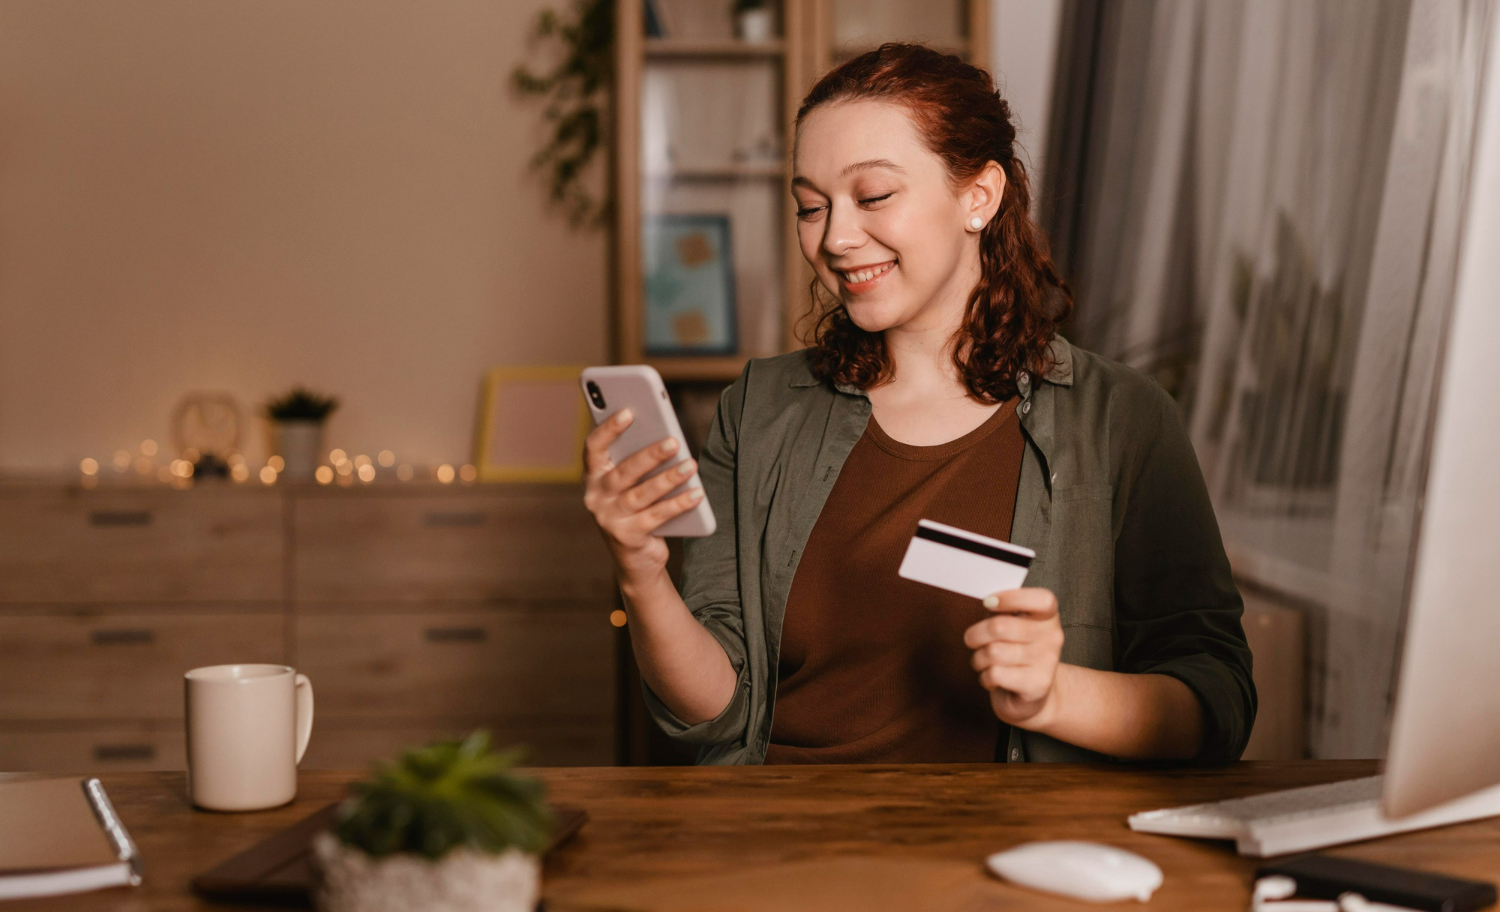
[840, 158, 905, 177]
[791, 159, 905, 191]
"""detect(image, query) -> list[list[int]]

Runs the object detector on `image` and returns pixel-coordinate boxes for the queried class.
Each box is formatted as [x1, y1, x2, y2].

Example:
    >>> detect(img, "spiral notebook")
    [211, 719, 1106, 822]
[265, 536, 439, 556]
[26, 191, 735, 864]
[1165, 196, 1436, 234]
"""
[0, 777, 143, 901]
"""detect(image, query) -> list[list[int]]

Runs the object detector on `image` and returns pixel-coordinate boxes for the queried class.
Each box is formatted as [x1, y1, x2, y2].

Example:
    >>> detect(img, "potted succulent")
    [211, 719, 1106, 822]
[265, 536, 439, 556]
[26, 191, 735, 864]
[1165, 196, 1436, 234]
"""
[733, 0, 775, 42]
[265, 387, 338, 482]
[313, 732, 553, 912]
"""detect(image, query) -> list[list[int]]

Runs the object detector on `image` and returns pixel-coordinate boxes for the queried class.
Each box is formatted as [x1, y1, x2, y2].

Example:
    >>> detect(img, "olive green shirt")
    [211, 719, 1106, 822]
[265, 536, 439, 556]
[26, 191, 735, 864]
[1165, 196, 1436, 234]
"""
[643, 338, 1256, 765]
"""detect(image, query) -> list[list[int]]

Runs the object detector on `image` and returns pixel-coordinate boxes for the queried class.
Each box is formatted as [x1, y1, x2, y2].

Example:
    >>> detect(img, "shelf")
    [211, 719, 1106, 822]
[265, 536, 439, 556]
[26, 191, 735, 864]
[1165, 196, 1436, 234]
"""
[644, 163, 785, 181]
[645, 38, 786, 59]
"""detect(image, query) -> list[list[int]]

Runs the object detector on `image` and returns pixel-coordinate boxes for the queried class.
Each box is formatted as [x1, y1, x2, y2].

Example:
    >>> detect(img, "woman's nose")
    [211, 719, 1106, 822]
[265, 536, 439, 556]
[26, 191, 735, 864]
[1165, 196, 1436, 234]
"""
[821, 202, 864, 258]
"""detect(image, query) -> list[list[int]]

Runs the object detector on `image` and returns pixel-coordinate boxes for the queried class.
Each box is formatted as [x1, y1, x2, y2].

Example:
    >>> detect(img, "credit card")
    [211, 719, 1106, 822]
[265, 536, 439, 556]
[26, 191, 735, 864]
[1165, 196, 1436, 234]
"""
[897, 519, 1035, 599]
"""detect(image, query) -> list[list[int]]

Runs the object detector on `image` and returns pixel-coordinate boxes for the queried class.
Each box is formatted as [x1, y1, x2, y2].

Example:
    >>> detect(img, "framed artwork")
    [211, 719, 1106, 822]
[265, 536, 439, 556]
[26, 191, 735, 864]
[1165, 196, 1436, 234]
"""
[473, 366, 592, 483]
[643, 213, 737, 355]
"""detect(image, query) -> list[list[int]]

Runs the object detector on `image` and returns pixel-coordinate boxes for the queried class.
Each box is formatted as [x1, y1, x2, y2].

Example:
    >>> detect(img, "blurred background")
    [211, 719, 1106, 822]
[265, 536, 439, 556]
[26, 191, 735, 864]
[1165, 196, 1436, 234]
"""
[0, 0, 1492, 771]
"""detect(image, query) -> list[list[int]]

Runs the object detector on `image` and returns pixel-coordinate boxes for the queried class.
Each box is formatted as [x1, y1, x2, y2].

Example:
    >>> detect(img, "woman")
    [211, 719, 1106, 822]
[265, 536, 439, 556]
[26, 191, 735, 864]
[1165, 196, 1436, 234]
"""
[584, 44, 1255, 765]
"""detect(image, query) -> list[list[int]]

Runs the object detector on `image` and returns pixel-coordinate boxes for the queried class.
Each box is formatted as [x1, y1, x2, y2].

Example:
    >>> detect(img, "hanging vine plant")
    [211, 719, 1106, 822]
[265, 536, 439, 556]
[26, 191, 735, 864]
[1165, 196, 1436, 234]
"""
[513, 0, 613, 227]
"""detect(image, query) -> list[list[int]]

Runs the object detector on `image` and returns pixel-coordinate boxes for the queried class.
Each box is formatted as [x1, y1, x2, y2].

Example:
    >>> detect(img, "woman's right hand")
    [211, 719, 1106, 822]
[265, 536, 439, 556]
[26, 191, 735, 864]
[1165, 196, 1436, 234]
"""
[582, 409, 705, 584]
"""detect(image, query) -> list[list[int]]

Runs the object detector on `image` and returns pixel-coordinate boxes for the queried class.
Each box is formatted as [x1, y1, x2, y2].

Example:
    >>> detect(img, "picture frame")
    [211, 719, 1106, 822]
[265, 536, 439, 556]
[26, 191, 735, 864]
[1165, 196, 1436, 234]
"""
[643, 213, 738, 356]
[473, 366, 592, 483]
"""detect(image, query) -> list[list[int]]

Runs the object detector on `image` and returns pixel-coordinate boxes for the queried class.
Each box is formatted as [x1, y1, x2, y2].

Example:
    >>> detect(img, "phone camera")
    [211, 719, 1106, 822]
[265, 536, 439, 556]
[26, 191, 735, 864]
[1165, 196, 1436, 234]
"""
[585, 381, 606, 410]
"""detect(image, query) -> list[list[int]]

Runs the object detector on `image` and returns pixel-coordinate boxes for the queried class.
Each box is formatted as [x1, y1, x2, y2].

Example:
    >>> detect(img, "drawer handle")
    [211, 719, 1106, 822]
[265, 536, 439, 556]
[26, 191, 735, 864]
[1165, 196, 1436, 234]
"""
[91, 628, 155, 646]
[424, 511, 485, 528]
[89, 510, 153, 527]
[94, 743, 156, 762]
[425, 626, 486, 643]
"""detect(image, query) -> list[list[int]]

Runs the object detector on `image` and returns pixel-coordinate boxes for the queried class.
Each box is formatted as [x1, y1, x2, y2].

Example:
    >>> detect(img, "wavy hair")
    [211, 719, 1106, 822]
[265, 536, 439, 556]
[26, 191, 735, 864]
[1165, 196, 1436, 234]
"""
[796, 43, 1072, 402]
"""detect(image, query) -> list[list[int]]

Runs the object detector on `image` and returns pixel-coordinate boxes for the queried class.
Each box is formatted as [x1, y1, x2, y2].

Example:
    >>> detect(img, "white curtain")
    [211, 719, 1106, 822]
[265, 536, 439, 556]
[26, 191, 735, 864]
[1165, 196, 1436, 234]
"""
[1057, 0, 1494, 757]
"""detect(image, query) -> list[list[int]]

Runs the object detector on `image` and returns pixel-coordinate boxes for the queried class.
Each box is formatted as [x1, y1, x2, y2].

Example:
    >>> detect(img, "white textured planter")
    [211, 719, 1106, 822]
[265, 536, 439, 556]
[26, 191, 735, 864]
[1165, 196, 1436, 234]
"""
[272, 420, 324, 482]
[735, 8, 774, 42]
[313, 834, 540, 912]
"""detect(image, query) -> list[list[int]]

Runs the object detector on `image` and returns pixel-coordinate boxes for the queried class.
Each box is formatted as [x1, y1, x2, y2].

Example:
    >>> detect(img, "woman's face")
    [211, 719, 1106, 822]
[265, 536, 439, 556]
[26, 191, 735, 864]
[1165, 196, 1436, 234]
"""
[792, 99, 1001, 336]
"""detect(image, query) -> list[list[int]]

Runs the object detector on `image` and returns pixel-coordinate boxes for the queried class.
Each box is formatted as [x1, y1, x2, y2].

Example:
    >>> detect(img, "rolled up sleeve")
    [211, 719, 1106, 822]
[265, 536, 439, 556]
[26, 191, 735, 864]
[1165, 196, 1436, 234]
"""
[1112, 386, 1258, 764]
[640, 371, 755, 749]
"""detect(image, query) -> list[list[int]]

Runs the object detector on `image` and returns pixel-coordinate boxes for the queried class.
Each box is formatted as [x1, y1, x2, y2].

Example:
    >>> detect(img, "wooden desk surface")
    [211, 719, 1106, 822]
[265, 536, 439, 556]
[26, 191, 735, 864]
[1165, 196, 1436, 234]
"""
[9, 761, 1500, 911]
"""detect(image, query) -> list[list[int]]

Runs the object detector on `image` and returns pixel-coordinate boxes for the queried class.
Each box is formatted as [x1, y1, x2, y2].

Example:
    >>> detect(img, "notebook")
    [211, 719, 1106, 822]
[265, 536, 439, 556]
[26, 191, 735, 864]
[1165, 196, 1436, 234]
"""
[0, 777, 143, 900]
[192, 801, 589, 904]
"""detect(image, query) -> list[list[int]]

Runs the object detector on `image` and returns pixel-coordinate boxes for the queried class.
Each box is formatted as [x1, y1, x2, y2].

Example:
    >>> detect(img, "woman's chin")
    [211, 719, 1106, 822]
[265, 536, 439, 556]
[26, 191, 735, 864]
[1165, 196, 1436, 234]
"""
[842, 297, 908, 334]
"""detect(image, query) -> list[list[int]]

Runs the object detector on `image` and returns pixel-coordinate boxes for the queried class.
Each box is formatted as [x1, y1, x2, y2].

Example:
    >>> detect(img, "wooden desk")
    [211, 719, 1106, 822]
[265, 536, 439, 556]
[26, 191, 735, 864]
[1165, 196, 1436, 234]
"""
[10, 762, 1500, 911]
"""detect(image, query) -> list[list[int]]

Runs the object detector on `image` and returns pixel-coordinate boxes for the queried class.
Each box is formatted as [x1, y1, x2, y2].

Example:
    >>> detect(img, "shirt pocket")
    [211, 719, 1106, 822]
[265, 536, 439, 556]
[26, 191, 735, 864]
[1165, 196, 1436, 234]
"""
[1050, 483, 1115, 632]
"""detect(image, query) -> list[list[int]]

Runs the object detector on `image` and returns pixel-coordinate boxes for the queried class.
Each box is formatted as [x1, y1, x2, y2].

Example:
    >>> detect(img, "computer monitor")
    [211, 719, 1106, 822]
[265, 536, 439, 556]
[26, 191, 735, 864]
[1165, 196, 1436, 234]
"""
[1381, 20, 1500, 819]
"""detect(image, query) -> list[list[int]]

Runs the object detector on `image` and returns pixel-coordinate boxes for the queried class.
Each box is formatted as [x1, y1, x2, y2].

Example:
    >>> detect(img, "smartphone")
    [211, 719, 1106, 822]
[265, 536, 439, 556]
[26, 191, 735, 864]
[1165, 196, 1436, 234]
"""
[1256, 854, 1496, 912]
[580, 365, 716, 537]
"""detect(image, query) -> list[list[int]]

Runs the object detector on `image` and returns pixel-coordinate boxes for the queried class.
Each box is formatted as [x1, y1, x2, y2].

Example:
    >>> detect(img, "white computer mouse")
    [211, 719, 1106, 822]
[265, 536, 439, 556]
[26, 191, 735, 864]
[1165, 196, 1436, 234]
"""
[986, 840, 1164, 902]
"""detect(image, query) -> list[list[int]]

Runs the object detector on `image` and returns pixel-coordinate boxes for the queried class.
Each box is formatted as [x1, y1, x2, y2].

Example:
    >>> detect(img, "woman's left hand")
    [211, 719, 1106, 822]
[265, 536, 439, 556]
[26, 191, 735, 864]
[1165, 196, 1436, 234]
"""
[963, 587, 1065, 727]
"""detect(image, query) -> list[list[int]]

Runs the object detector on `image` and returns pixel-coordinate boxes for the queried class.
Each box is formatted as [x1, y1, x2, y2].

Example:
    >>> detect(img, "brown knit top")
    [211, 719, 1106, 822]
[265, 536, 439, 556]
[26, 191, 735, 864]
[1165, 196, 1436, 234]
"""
[764, 399, 1026, 764]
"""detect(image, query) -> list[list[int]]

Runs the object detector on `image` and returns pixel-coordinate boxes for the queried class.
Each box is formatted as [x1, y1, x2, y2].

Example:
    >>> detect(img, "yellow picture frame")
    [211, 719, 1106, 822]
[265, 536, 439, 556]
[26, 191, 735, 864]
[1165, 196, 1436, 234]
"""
[473, 366, 592, 483]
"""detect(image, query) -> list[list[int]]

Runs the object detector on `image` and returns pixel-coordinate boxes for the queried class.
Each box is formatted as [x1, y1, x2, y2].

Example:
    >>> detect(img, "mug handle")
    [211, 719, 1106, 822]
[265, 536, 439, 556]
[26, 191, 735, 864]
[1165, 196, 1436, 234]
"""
[294, 673, 314, 765]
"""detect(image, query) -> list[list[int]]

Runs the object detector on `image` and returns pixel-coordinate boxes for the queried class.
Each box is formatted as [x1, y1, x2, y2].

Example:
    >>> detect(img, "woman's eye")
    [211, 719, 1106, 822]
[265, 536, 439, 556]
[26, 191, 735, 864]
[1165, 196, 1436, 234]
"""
[859, 193, 894, 206]
[796, 205, 825, 220]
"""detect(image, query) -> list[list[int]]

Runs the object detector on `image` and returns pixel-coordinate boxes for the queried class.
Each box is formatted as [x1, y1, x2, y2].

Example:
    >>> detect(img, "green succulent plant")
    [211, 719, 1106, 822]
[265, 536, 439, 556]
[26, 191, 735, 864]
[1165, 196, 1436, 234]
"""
[331, 731, 553, 860]
[264, 387, 339, 422]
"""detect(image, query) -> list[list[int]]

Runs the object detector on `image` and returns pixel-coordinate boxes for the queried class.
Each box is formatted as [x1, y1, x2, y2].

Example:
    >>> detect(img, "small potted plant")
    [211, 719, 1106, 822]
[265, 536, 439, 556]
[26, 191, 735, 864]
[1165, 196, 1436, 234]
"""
[265, 387, 338, 482]
[313, 732, 553, 912]
[733, 0, 774, 42]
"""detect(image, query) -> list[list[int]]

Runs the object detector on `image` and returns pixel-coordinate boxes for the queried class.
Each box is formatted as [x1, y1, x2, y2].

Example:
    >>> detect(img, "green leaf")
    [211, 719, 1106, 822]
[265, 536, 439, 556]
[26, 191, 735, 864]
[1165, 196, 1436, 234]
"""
[332, 730, 553, 860]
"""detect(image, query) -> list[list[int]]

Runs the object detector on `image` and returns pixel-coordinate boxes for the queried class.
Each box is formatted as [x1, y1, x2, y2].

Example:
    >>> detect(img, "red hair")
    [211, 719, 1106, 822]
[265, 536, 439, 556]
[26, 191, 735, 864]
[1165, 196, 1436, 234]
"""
[796, 43, 1072, 402]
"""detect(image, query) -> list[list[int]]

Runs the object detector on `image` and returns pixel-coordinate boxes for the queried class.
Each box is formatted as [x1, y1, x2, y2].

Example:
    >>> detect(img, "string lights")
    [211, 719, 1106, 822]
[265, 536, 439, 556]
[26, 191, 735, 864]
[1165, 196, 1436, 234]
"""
[75, 441, 480, 490]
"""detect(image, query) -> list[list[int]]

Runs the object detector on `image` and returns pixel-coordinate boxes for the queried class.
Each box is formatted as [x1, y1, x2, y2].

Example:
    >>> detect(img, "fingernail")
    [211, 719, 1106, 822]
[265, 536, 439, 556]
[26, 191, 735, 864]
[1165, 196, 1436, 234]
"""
[982, 595, 998, 609]
[676, 461, 694, 477]
[616, 409, 632, 424]
[688, 488, 704, 501]
[661, 438, 678, 454]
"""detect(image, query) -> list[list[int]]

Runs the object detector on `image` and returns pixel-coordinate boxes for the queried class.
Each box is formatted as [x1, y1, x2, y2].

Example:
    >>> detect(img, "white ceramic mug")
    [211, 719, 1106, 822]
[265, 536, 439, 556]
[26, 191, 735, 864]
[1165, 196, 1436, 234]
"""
[185, 664, 314, 811]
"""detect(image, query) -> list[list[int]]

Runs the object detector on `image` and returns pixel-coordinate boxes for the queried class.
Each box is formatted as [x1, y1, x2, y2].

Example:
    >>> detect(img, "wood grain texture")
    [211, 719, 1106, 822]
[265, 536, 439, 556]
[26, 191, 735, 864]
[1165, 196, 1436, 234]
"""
[294, 606, 615, 722]
[302, 719, 613, 769]
[0, 722, 185, 772]
[10, 762, 1500, 912]
[0, 613, 285, 720]
[292, 489, 613, 602]
[0, 487, 283, 602]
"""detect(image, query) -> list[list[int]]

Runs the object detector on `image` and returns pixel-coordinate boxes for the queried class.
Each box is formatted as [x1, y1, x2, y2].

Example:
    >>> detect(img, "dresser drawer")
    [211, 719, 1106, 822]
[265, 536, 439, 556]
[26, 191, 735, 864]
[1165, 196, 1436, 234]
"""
[301, 719, 613, 770]
[293, 490, 613, 601]
[0, 724, 184, 772]
[0, 613, 286, 720]
[0, 489, 283, 602]
[295, 607, 614, 722]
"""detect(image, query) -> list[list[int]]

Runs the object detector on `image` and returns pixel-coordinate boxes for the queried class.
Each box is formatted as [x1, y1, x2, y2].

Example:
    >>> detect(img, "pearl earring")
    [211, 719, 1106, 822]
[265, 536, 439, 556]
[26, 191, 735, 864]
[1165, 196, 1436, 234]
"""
[969, 217, 984, 230]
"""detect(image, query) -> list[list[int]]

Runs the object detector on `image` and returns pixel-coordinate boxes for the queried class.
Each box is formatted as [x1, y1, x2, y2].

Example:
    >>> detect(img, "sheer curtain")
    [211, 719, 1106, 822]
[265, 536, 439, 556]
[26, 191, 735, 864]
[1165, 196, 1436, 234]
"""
[1043, 0, 1494, 757]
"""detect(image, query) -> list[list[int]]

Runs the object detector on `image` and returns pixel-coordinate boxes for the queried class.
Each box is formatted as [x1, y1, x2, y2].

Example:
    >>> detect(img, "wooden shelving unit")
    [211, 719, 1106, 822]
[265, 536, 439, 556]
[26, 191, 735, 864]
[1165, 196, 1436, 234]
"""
[612, 0, 990, 383]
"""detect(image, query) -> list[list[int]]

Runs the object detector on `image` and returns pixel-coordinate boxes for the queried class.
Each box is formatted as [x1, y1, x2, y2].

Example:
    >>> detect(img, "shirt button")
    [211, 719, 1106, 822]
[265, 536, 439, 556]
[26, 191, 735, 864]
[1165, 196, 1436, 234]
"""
[1010, 748, 1020, 761]
[1020, 401, 1032, 415]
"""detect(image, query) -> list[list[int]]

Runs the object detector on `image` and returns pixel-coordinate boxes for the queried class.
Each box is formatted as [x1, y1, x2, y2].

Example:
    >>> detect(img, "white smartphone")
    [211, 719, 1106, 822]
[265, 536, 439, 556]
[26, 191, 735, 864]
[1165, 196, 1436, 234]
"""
[580, 365, 716, 537]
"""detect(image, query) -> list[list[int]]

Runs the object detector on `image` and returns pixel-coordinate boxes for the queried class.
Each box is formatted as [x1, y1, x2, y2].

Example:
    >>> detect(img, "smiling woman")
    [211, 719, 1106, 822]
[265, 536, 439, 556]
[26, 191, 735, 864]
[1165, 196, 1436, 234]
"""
[582, 43, 1256, 767]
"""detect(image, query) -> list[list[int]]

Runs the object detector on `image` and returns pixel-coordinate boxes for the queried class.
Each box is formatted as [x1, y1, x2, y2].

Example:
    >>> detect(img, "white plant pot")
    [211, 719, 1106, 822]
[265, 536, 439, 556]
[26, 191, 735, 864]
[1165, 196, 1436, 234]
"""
[272, 420, 324, 482]
[735, 8, 775, 42]
[313, 834, 540, 912]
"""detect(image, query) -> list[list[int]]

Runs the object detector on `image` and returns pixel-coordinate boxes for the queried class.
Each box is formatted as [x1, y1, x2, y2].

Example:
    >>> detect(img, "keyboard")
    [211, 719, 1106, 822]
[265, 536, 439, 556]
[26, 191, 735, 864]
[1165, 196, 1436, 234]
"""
[1128, 775, 1500, 857]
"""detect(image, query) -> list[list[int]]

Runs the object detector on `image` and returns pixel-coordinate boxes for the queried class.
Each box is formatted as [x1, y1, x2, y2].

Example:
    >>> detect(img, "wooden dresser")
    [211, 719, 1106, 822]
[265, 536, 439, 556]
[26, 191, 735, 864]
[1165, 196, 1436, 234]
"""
[0, 477, 616, 773]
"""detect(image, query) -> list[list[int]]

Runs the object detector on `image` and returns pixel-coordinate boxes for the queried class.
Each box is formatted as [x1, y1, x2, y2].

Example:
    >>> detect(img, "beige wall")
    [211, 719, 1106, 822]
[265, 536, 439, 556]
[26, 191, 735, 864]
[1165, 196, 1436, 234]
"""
[0, 0, 607, 471]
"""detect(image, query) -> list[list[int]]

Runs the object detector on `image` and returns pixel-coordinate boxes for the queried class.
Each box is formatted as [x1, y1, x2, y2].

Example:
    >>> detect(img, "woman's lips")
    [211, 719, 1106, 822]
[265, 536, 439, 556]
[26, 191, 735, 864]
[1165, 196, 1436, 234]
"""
[837, 260, 896, 294]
